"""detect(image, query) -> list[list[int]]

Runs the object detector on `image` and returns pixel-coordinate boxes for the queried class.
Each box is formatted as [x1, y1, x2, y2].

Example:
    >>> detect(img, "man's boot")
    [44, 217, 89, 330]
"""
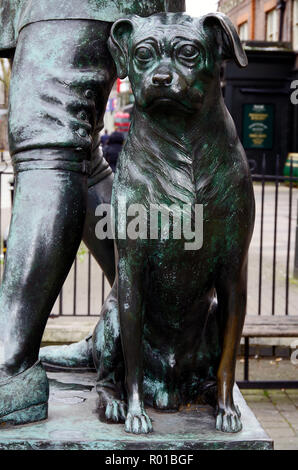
[0, 164, 88, 422]
[40, 335, 94, 371]
[0, 361, 49, 425]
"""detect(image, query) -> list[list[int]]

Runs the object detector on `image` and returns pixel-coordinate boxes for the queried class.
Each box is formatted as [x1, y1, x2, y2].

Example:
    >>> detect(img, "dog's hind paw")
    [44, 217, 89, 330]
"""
[215, 405, 242, 433]
[124, 410, 153, 434]
[104, 399, 127, 423]
[153, 389, 180, 411]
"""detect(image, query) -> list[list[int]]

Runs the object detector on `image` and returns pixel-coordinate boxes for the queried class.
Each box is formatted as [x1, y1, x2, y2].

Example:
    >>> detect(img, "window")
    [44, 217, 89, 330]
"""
[238, 21, 248, 40]
[294, 0, 298, 50]
[266, 8, 279, 41]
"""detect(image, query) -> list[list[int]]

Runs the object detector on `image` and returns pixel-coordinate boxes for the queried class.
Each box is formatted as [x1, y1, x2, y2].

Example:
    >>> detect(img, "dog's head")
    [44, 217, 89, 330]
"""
[108, 12, 247, 114]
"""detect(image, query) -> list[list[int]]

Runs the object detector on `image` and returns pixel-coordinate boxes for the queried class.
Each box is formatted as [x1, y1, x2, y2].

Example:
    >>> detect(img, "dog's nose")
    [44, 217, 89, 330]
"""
[152, 73, 172, 86]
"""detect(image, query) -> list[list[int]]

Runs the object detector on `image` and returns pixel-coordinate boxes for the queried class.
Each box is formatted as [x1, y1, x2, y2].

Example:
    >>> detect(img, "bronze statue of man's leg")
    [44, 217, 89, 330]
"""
[0, 19, 116, 423]
[35, 4, 188, 373]
[39, 174, 116, 371]
[84, 176, 115, 287]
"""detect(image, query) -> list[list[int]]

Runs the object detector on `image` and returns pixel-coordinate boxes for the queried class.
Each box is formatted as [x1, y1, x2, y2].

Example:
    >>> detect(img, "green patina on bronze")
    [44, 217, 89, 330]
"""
[0, 361, 49, 426]
[0, 0, 187, 429]
[0, 373, 273, 450]
[94, 12, 255, 436]
[0, 0, 186, 57]
[0, 2, 255, 439]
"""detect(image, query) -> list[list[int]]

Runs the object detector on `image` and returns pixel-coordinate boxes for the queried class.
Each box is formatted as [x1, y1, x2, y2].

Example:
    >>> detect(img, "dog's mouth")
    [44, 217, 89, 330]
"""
[145, 97, 195, 114]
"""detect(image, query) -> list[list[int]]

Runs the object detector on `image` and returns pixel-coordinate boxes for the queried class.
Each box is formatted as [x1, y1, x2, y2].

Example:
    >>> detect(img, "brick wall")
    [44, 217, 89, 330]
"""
[218, 0, 295, 44]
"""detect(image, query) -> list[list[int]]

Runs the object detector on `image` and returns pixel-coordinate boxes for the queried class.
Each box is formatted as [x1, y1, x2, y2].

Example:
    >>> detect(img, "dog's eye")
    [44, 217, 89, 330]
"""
[135, 47, 153, 62]
[178, 44, 199, 60]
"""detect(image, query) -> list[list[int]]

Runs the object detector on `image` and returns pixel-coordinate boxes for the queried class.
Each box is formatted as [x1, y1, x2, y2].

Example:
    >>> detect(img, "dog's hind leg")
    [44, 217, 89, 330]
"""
[215, 260, 248, 433]
[93, 282, 127, 423]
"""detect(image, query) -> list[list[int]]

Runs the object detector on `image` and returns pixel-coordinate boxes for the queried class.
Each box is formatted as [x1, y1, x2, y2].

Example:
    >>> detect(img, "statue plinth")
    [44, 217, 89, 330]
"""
[0, 372, 273, 450]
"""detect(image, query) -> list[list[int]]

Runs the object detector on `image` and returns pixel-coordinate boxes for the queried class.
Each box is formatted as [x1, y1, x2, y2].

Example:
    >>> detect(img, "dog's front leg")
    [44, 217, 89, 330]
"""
[215, 261, 247, 433]
[118, 249, 153, 434]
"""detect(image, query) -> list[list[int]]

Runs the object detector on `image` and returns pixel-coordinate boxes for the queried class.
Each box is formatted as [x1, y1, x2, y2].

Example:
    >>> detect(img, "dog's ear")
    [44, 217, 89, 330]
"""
[202, 12, 248, 67]
[108, 18, 134, 79]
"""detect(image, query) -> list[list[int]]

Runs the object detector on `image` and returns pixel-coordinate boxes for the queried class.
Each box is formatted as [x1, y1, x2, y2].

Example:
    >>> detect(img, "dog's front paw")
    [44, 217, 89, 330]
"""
[215, 405, 242, 433]
[105, 399, 127, 423]
[124, 410, 153, 434]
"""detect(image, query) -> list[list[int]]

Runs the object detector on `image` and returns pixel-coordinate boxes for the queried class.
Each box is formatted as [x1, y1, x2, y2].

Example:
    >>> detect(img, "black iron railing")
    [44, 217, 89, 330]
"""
[240, 154, 298, 388]
[249, 155, 298, 318]
[0, 155, 297, 322]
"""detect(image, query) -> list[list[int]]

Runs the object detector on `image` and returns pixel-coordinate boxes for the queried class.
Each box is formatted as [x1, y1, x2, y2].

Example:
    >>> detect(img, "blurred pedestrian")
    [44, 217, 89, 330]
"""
[100, 129, 109, 148]
[103, 131, 124, 173]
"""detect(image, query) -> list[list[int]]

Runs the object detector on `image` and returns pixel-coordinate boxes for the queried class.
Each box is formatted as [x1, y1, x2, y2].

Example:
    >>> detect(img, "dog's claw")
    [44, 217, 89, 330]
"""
[105, 400, 127, 423]
[119, 403, 127, 421]
[215, 406, 242, 433]
[125, 411, 153, 434]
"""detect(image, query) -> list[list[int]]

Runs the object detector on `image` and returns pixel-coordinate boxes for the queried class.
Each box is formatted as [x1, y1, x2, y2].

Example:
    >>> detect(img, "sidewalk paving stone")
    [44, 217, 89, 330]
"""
[242, 388, 298, 450]
[274, 438, 298, 450]
[264, 429, 296, 438]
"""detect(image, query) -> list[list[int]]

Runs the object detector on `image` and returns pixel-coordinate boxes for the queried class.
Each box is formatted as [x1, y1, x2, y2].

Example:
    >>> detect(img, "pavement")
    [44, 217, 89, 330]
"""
[242, 389, 298, 450]
[42, 316, 97, 344]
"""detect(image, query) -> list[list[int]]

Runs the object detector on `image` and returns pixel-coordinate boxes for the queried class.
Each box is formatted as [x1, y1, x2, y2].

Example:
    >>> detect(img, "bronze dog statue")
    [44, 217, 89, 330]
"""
[93, 12, 255, 435]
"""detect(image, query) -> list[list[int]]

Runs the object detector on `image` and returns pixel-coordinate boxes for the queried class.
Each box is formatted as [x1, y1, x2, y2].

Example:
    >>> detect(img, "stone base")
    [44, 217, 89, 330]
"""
[0, 372, 273, 450]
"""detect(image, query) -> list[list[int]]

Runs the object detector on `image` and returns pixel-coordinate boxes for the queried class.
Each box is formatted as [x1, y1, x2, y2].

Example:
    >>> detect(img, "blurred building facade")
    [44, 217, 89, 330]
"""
[218, 0, 298, 175]
[218, 0, 297, 46]
[0, 58, 10, 153]
[103, 78, 133, 135]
